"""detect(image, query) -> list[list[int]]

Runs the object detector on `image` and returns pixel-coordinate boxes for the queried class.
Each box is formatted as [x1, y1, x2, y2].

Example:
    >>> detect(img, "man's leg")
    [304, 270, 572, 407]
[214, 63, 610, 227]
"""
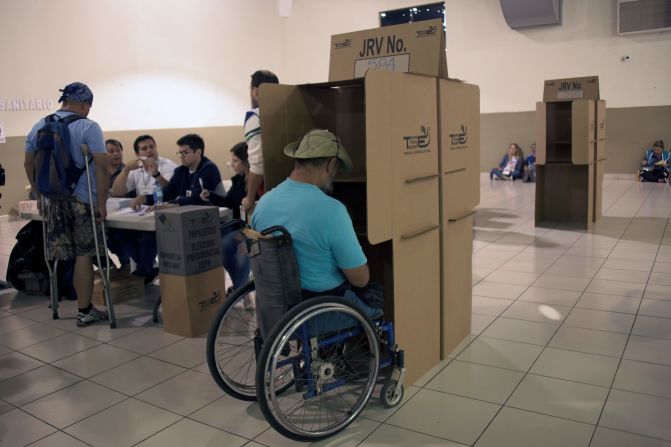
[74, 255, 93, 310]
[137, 231, 158, 285]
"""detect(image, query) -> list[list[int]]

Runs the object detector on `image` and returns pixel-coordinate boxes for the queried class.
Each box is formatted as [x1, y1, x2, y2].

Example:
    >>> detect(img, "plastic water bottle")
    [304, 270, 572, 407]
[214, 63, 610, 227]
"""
[153, 183, 163, 206]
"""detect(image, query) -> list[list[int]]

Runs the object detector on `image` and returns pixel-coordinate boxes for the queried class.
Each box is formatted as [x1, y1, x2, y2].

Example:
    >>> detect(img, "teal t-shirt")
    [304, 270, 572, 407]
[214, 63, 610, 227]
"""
[251, 178, 367, 292]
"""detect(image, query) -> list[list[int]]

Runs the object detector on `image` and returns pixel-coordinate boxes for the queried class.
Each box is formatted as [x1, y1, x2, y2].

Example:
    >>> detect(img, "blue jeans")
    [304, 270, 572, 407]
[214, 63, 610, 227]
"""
[106, 228, 130, 266]
[119, 230, 157, 276]
[221, 228, 251, 291]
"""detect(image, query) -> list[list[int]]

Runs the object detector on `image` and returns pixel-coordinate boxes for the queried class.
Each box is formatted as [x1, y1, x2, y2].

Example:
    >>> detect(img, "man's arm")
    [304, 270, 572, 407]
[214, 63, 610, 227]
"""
[92, 153, 109, 221]
[111, 164, 133, 197]
[343, 264, 369, 288]
[24, 152, 36, 195]
[242, 172, 263, 212]
[243, 129, 263, 212]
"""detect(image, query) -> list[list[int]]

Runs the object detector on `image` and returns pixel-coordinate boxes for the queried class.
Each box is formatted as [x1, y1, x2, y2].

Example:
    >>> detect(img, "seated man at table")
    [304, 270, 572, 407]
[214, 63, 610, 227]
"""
[251, 129, 381, 334]
[104, 138, 131, 273]
[110, 135, 177, 284]
[161, 133, 225, 205]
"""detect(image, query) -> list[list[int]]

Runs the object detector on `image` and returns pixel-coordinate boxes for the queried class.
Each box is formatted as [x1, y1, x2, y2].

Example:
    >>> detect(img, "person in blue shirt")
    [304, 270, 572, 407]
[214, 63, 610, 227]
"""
[251, 129, 381, 335]
[24, 82, 110, 327]
[523, 143, 537, 183]
[639, 140, 669, 183]
[490, 143, 524, 181]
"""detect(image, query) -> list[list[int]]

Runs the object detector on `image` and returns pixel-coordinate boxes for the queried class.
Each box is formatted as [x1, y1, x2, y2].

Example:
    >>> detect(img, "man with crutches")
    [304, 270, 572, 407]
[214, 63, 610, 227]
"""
[24, 82, 114, 328]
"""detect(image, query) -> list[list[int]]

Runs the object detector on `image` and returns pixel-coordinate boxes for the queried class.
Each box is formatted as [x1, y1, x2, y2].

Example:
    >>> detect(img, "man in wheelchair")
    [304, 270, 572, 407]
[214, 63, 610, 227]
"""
[251, 129, 382, 322]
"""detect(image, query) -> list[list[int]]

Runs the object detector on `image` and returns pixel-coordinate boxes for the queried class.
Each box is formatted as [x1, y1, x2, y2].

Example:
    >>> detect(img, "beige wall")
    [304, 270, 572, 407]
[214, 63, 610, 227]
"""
[481, 105, 671, 173]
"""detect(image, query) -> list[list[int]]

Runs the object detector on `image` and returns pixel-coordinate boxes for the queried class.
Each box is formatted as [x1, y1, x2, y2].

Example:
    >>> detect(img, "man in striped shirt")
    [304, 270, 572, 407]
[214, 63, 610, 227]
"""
[241, 70, 279, 215]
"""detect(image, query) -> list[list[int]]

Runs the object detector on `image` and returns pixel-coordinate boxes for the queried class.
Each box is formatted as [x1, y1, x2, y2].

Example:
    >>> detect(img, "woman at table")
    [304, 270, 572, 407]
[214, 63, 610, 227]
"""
[200, 142, 255, 292]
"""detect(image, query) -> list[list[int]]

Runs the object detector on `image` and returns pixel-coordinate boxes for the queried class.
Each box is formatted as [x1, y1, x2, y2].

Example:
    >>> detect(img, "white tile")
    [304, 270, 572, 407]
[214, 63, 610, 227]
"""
[518, 287, 582, 306]
[507, 374, 608, 424]
[472, 296, 512, 317]
[136, 418, 247, 447]
[591, 427, 671, 447]
[90, 356, 185, 395]
[28, 431, 89, 447]
[586, 279, 646, 298]
[361, 385, 421, 423]
[624, 335, 671, 366]
[445, 334, 476, 359]
[136, 370, 223, 416]
[544, 262, 601, 279]
[0, 314, 37, 335]
[19, 333, 100, 363]
[472, 281, 527, 300]
[107, 326, 184, 354]
[564, 308, 636, 334]
[498, 259, 552, 274]
[613, 359, 671, 399]
[549, 326, 629, 357]
[649, 273, 671, 286]
[75, 321, 146, 343]
[255, 417, 380, 447]
[471, 313, 496, 335]
[472, 268, 492, 284]
[640, 299, 671, 318]
[0, 323, 66, 350]
[645, 284, 671, 301]
[386, 389, 499, 445]
[481, 270, 539, 287]
[0, 351, 44, 381]
[191, 395, 270, 439]
[148, 337, 207, 368]
[632, 316, 671, 340]
[51, 343, 140, 378]
[0, 365, 80, 406]
[652, 262, 671, 274]
[530, 347, 619, 387]
[501, 301, 570, 324]
[596, 268, 651, 283]
[426, 360, 524, 404]
[456, 337, 543, 371]
[21, 380, 126, 429]
[475, 407, 593, 447]
[482, 317, 558, 346]
[0, 409, 56, 446]
[601, 389, 671, 441]
[602, 258, 653, 272]
[0, 399, 13, 415]
[532, 274, 591, 292]
[360, 424, 465, 447]
[65, 398, 182, 447]
[576, 293, 641, 314]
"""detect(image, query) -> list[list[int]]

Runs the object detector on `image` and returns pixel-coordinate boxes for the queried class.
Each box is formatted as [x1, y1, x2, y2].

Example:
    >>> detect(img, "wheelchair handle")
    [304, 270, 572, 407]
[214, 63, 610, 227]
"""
[220, 218, 247, 233]
[260, 225, 291, 239]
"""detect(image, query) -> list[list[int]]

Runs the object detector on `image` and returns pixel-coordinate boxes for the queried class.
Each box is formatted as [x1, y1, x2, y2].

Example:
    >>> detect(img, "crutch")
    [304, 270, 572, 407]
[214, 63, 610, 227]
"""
[82, 144, 116, 328]
[40, 196, 60, 320]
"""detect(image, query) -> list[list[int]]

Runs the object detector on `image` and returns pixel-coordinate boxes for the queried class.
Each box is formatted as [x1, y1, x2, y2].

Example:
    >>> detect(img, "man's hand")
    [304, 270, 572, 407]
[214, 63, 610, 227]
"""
[145, 159, 159, 176]
[130, 196, 146, 211]
[200, 189, 210, 201]
[641, 160, 648, 167]
[126, 159, 143, 173]
[95, 206, 107, 223]
[241, 196, 255, 213]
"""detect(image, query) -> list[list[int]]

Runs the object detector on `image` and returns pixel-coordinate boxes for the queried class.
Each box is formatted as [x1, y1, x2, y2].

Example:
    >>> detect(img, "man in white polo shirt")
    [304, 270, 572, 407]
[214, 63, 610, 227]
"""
[110, 135, 177, 284]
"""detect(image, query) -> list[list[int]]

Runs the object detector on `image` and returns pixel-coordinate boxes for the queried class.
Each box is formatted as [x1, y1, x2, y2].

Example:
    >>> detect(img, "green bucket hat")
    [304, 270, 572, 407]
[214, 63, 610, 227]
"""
[284, 129, 353, 173]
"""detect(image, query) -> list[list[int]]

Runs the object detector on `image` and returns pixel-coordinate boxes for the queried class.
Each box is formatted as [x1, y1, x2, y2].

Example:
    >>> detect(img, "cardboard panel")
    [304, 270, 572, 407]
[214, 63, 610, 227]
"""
[442, 170, 478, 220]
[571, 100, 596, 165]
[329, 19, 447, 82]
[392, 226, 440, 385]
[441, 214, 473, 359]
[160, 267, 227, 337]
[155, 206, 222, 276]
[594, 159, 604, 222]
[259, 83, 314, 191]
[596, 139, 606, 162]
[596, 100, 607, 141]
[438, 80, 480, 175]
[536, 102, 547, 165]
[535, 164, 594, 229]
[92, 274, 144, 307]
[543, 76, 600, 102]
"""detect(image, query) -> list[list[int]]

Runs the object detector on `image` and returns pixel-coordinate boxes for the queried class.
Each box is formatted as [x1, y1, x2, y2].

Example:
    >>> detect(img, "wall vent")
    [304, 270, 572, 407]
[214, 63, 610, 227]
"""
[618, 0, 671, 35]
[499, 0, 562, 29]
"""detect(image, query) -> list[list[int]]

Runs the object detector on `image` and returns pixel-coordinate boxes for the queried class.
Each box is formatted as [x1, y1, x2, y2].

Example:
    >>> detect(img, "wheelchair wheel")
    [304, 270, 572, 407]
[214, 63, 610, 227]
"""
[206, 281, 259, 401]
[256, 296, 380, 441]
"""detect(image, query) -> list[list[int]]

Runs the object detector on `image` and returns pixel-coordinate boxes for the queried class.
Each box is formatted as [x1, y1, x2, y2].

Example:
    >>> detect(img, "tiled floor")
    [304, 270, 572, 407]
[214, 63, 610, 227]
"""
[1, 175, 670, 446]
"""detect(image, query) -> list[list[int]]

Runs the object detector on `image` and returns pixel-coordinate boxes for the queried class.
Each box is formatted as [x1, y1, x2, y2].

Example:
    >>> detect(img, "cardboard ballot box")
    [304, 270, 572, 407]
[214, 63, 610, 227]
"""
[536, 76, 606, 229]
[329, 18, 447, 82]
[160, 267, 227, 337]
[92, 273, 144, 307]
[155, 206, 222, 276]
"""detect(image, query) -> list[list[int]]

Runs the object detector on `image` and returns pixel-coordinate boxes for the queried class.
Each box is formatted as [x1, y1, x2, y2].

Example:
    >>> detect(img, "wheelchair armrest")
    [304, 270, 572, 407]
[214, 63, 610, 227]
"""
[220, 218, 247, 233]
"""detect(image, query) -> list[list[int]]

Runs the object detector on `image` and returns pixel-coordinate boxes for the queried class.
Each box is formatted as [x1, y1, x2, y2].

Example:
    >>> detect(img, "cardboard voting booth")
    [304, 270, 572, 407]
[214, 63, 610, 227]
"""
[536, 76, 606, 228]
[155, 206, 225, 337]
[259, 20, 480, 384]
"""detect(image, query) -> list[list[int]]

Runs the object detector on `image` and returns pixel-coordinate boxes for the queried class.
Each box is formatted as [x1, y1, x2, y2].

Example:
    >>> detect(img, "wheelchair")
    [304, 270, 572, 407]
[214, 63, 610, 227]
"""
[206, 221, 406, 441]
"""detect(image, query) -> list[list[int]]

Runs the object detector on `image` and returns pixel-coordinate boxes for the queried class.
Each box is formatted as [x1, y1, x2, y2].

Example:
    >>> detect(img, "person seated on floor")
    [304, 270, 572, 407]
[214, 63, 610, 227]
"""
[251, 129, 382, 335]
[490, 143, 524, 181]
[200, 141, 253, 292]
[638, 140, 669, 183]
[523, 143, 537, 183]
